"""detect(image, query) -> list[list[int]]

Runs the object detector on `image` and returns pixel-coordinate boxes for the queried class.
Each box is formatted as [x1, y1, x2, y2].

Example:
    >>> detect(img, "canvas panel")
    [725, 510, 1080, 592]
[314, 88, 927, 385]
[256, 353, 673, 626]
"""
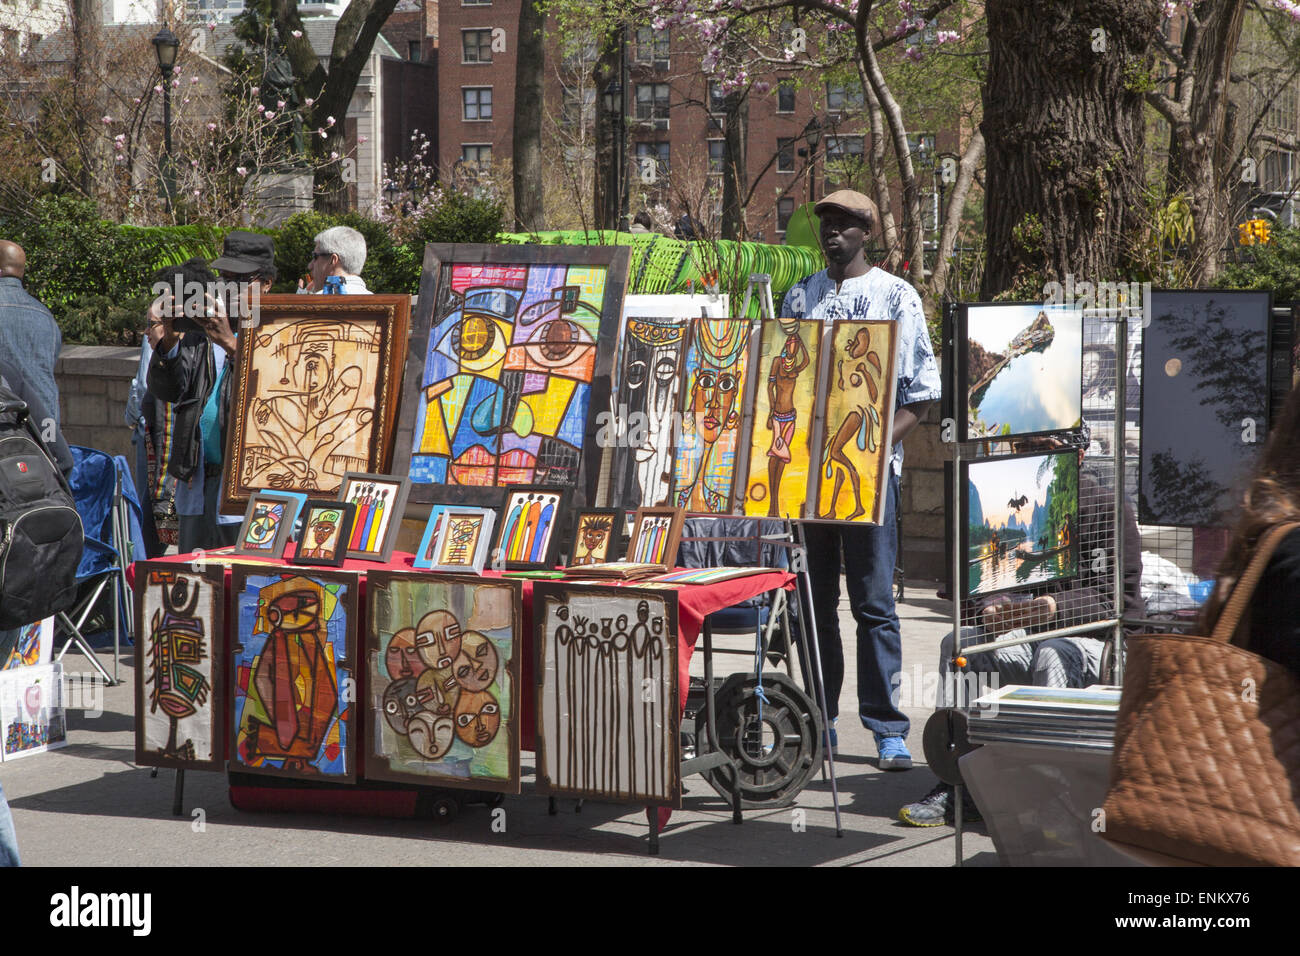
[1, 618, 53, 670]
[609, 317, 687, 509]
[0, 663, 66, 760]
[673, 318, 751, 513]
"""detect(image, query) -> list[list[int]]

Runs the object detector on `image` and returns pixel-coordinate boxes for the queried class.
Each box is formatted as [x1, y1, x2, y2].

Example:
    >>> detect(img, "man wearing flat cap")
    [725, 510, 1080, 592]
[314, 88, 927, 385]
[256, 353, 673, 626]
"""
[782, 189, 942, 770]
[146, 231, 277, 551]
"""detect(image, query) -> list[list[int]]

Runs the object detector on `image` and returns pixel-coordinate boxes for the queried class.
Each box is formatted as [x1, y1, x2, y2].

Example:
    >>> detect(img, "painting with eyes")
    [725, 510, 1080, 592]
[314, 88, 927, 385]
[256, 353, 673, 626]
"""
[222, 296, 410, 514]
[609, 318, 687, 508]
[673, 318, 752, 514]
[291, 500, 357, 568]
[393, 245, 629, 508]
[534, 583, 680, 807]
[234, 492, 301, 558]
[366, 571, 521, 790]
[230, 569, 358, 782]
[566, 509, 621, 566]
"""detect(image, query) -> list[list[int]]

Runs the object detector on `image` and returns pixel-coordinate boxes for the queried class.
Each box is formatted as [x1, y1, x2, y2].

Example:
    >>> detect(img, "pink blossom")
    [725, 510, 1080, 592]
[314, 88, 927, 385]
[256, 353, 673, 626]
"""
[182, 97, 190, 104]
[264, 111, 276, 120]
[277, 100, 286, 109]
[358, 136, 368, 144]
[236, 167, 248, 176]
[903, 45, 924, 62]
[173, 66, 182, 75]
[304, 97, 314, 106]
[133, 97, 141, 104]
[318, 129, 328, 139]
[101, 115, 113, 124]
[171, 79, 180, 88]
[191, 76, 200, 84]
[153, 85, 163, 94]
[326, 116, 336, 126]
[207, 22, 216, 30]
[257, 104, 266, 112]
[330, 151, 339, 160]
[292, 29, 303, 38]
[936, 30, 960, 43]
[206, 123, 217, 131]
[191, 159, 200, 167]
[250, 86, 259, 96]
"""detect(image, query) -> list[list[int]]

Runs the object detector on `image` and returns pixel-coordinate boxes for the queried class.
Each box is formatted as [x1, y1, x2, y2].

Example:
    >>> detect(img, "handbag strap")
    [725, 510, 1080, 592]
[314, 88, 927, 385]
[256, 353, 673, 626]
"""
[1209, 521, 1300, 644]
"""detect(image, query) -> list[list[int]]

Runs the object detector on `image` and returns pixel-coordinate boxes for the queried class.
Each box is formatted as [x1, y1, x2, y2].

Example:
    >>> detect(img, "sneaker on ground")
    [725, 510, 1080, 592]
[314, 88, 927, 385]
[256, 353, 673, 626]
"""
[875, 733, 912, 770]
[899, 782, 952, 826]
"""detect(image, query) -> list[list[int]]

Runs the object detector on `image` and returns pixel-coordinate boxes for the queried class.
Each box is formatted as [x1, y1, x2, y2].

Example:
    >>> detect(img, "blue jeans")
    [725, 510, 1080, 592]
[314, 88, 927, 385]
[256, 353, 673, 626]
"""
[0, 782, 20, 867]
[803, 472, 908, 737]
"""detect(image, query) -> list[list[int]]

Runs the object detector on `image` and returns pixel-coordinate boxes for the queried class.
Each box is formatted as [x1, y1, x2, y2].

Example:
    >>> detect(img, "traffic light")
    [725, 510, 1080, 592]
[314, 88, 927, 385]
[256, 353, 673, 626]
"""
[1238, 219, 1271, 245]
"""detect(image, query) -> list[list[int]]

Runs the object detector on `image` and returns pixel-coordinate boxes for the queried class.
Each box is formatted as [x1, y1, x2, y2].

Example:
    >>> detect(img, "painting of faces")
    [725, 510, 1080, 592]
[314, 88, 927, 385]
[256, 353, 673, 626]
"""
[534, 584, 680, 807]
[611, 318, 686, 508]
[568, 510, 619, 566]
[294, 501, 355, 567]
[674, 318, 751, 513]
[494, 486, 568, 569]
[743, 318, 823, 519]
[231, 569, 357, 781]
[134, 564, 225, 772]
[0, 663, 66, 760]
[814, 321, 898, 524]
[367, 572, 521, 791]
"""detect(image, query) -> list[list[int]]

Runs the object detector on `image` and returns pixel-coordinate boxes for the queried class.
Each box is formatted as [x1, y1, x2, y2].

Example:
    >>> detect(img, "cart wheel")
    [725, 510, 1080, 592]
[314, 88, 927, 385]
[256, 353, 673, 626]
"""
[432, 797, 460, 822]
[921, 707, 980, 786]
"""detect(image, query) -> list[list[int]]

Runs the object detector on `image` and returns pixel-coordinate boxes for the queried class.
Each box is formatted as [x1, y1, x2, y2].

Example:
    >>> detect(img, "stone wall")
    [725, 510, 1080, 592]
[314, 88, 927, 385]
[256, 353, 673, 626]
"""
[55, 345, 138, 462]
[899, 405, 947, 584]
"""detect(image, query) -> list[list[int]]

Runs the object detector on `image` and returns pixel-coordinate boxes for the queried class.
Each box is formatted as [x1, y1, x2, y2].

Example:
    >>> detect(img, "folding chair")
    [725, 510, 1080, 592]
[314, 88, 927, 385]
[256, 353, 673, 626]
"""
[55, 446, 146, 686]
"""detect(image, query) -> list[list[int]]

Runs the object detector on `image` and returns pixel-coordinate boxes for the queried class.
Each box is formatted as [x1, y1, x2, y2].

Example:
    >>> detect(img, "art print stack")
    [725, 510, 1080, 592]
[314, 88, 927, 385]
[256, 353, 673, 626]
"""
[967, 684, 1120, 750]
[0, 618, 63, 761]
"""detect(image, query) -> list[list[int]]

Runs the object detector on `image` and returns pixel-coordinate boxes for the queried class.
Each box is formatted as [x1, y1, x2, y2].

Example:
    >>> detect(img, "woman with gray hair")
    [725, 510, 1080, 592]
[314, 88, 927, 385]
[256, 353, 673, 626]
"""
[298, 225, 372, 294]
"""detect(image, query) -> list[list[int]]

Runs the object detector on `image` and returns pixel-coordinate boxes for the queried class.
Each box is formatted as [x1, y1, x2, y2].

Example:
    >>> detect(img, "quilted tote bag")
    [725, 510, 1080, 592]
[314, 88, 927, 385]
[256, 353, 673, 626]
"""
[1101, 521, 1300, 866]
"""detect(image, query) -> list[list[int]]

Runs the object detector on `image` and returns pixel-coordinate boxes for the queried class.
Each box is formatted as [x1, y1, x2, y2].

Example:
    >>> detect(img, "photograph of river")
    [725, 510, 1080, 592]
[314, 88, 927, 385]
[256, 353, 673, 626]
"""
[962, 303, 1083, 440]
[963, 450, 1079, 598]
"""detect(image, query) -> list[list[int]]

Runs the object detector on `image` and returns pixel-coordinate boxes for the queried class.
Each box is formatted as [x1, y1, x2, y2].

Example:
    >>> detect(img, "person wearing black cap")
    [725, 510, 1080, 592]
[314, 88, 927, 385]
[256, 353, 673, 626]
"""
[146, 231, 276, 552]
[782, 189, 942, 771]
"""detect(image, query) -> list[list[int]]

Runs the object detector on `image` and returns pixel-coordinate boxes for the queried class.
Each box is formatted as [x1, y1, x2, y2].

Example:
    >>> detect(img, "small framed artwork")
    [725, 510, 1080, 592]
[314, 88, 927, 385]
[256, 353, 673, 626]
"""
[414, 506, 448, 568]
[492, 486, 571, 570]
[339, 472, 411, 562]
[292, 500, 357, 568]
[626, 507, 685, 566]
[234, 492, 302, 558]
[567, 509, 623, 567]
[421, 507, 497, 573]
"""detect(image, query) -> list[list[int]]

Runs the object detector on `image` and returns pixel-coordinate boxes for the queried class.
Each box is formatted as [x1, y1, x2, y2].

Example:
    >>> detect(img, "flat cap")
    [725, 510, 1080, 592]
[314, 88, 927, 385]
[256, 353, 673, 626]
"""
[814, 189, 879, 230]
[211, 230, 276, 275]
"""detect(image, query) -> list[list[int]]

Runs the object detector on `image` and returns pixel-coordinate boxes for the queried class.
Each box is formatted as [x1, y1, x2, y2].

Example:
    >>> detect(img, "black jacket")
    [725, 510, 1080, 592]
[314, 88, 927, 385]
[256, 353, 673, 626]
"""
[147, 332, 235, 483]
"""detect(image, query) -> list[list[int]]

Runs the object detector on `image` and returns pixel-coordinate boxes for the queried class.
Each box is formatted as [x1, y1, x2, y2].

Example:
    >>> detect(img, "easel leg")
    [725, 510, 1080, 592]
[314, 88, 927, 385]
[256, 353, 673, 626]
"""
[548, 796, 557, 816]
[648, 807, 660, 855]
[172, 769, 185, 817]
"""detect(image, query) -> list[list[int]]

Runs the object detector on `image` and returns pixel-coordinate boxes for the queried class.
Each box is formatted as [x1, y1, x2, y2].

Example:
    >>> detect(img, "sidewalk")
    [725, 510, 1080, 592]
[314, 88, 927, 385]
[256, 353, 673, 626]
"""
[0, 581, 996, 866]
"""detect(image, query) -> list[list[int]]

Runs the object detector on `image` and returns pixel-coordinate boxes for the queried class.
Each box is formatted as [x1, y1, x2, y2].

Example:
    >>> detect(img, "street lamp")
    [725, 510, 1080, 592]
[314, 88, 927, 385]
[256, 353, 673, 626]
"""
[801, 116, 822, 205]
[603, 79, 624, 231]
[151, 27, 180, 213]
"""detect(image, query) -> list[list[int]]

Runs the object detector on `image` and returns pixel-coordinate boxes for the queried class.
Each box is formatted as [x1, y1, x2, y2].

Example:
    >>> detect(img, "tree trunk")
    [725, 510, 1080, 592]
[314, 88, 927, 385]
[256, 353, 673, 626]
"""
[513, 0, 546, 231]
[863, 79, 901, 272]
[721, 88, 749, 240]
[591, 34, 620, 231]
[925, 128, 985, 310]
[982, 0, 1161, 299]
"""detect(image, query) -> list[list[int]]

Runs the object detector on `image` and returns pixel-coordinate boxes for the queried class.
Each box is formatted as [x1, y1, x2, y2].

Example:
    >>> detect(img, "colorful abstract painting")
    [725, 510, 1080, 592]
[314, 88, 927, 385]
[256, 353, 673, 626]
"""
[234, 492, 301, 558]
[223, 295, 410, 513]
[626, 507, 684, 566]
[395, 246, 629, 506]
[339, 473, 411, 561]
[422, 508, 496, 573]
[673, 318, 751, 513]
[0, 663, 66, 760]
[366, 571, 521, 790]
[609, 317, 687, 508]
[134, 563, 225, 771]
[534, 583, 680, 807]
[493, 486, 570, 569]
[292, 500, 356, 567]
[812, 320, 898, 524]
[741, 318, 823, 519]
[2, 618, 52, 670]
[567, 509, 621, 566]
[231, 568, 358, 781]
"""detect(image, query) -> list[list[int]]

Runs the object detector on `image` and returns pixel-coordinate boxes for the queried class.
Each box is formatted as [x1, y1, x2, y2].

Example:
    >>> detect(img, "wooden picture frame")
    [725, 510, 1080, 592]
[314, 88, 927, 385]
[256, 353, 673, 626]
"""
[422, 507, 497, 574]
[291, 500, 357, 568]
[566, 508, 623, 567]
[491, 485, 571, 570]
[391, 244, 630, 509]
[230, 567, 359, 782]
[625, 506, 684, 567]
[133, 561, 226, 773]
[221, 294, 411, 514]
[365, 571, 522, 792]
[338, 472, 412, 562]
[233, 492, 302, 559]
[533, 582, 681, 808]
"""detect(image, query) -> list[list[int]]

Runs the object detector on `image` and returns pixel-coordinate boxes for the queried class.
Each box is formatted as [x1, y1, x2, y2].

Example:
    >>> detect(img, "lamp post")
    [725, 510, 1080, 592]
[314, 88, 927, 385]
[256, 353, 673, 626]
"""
[602, 78, 623, 231]
[801, 116, 822, 206]
[151, 27, 180, 214]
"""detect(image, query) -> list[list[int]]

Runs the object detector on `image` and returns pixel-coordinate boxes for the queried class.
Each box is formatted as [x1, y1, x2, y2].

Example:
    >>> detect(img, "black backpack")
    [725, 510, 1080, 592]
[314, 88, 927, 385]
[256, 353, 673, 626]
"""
[0, 384, 83, 630]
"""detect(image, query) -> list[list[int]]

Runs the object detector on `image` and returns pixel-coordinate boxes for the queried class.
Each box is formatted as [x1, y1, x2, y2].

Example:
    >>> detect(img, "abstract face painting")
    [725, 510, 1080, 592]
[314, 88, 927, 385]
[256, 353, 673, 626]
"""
[231, 570, 357, 781]
[567, 510, 619, 566]
[814, 321, 898, 524]
[293, 501, 356, 567]
[367, 571, 521, 791]
[612, 318, 686, 508]
[134, 564, 224, 771]
[234, 492, 300, 558]
[743, 319, 822, 518]
[421, 508, 496, 573]
[674, 319, 751, 513]
[494, 486, 569, 569]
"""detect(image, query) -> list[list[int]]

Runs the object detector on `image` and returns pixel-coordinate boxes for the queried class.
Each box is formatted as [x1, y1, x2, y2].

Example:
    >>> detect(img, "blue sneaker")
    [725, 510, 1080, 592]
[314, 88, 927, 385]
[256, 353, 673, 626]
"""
[875, 733, 912, 770]
[827, 721, 838, 756]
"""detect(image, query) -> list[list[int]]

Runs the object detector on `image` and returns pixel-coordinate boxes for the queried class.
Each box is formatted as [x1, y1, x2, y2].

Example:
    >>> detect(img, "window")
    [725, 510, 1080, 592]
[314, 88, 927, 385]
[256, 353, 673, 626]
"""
[462, 29, 493, 64]
[777, 198, 795, 233]
[1267, 85, 1299, 135]
[561, 40, 598, 72]
[907, 131, 936, 165]
[777, 79, 796, 113]
[708, 80, 726, 114]
[826, 81, 864, 114]
[708, 139, 725, 176]
[462, 87, 492, 121]
[635, 141, 671, 182]
[562, 87, 595, 129]
[408, 40, 421, 61]
[461, 143, 492, 166]
[636, 83, 670, 131]
[825, 135, 865, 188]
[777, 138, 795, 173]
[463, 0, 492, 5]
[1263, 150, 1296, 193]
[634, 26, 670, 68]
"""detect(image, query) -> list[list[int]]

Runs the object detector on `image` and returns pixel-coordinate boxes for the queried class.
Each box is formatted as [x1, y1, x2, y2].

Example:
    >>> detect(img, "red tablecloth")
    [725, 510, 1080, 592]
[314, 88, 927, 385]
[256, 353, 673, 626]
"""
[131, 548, 796, 754]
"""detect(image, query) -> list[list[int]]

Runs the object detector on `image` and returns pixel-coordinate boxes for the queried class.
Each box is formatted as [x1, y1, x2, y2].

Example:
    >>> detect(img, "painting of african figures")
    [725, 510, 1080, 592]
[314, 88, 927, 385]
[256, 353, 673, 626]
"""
[394, 245, 629, 506]
[813, 321, 898, 524]
[222, 296, 410, 514]
[231, 568, 358, 781]
[674, 318, 751, 513]
[366, 572, 521, 791]
[134, 563, 225, 772]
[610, 317, 687, 508]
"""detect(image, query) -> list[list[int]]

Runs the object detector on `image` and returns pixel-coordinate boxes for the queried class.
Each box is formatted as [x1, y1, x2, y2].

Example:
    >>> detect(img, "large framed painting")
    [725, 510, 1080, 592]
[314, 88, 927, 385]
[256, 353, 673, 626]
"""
[961, 450, 1080, 599]
[1139, 290, 1272, 528]
[221, 294, 411, 514]
[338, 472, 411, 562]
[2, 618, 52, 670]
[738, 317, 823, 519]
[959, 302, 1083, 441]
[393, 244, 630, 509]
[809, 320, 898, 523]
[134, 562, 226, 772]
[673, 318, 752, 513]
[366, 571, 522, 791]
[533, 582, 681, 807]
[230, 568, 359, 782]
[0, 662, 66, 761]
[608, 317, 688, 509]
[492, 485, 571, 569]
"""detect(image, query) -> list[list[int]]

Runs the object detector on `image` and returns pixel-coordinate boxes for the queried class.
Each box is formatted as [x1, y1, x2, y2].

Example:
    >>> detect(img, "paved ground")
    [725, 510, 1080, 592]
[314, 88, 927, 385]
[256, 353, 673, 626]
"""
[0, 580, 998, 866]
